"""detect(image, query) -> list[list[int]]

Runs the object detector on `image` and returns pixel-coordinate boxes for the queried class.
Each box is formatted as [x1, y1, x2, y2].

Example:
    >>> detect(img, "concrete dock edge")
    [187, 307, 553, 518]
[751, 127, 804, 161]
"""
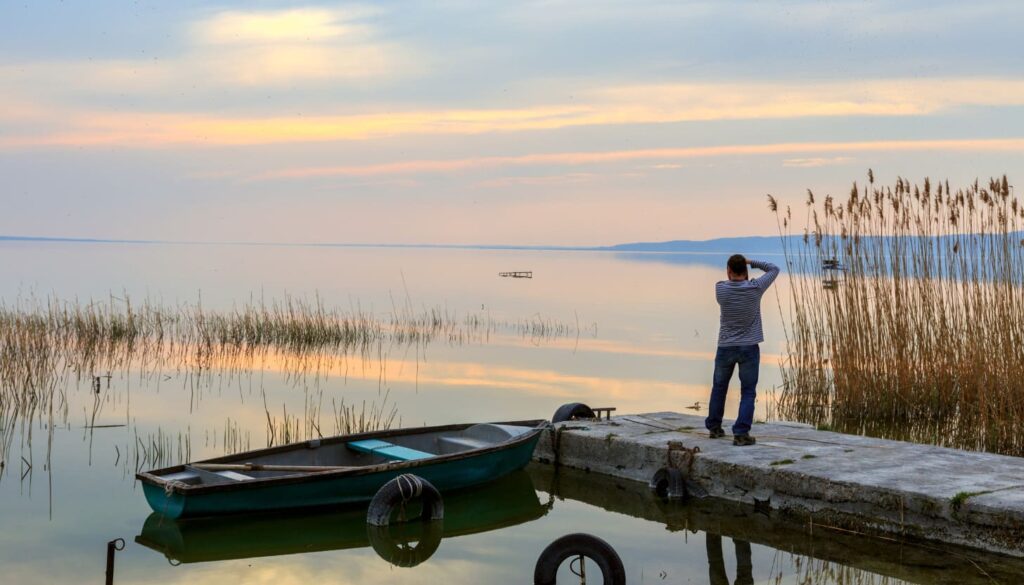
[532, 411, 1024, 557]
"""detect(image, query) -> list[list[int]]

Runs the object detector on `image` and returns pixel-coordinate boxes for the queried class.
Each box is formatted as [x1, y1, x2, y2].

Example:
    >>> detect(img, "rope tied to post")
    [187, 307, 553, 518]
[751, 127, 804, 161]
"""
[550, 424, 589, 468]
[550, 425, 563, 467]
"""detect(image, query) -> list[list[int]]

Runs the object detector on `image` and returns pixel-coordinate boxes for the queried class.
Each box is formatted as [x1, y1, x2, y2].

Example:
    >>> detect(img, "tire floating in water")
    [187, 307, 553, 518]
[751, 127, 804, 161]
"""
[533, 533, 626, 585]
[366, 474, 444, 527]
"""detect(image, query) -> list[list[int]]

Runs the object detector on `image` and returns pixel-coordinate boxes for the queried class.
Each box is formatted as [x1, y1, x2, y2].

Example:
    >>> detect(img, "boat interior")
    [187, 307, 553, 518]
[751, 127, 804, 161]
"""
[153, 423, 538, 487]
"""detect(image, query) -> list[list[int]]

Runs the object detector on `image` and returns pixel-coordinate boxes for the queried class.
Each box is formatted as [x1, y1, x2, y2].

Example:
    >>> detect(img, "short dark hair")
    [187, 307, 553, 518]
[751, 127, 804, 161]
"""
[727, 254, 747, 275]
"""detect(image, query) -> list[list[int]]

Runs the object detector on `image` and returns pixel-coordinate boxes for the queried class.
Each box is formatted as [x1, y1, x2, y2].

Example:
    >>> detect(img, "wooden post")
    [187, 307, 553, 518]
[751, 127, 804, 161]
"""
[105, 538, 125, 585]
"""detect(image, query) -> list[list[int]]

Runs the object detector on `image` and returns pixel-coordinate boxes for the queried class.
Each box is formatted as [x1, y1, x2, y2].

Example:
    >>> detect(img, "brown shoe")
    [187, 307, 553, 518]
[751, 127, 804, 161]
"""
[709, 427, 725, 439]
[733, 434, 756, 446]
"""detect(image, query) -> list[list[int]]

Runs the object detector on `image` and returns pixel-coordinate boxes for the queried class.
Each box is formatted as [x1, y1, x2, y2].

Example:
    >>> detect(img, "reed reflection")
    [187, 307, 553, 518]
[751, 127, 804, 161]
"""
[0, 293, 581, 492]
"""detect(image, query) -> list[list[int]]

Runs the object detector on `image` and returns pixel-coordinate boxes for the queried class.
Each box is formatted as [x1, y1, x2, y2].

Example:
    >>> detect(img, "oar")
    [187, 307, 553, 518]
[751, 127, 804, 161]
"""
[190, 463, 359, 473]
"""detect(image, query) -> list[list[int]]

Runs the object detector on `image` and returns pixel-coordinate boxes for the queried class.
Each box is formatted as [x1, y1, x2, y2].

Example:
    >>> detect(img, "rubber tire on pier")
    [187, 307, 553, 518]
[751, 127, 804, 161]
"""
[367, 521, 444, 568]
[533, 533, 626, 585]
[551, 403, 595, 424]
[649, 467, 687, 500]
[367, 474, 444, 527]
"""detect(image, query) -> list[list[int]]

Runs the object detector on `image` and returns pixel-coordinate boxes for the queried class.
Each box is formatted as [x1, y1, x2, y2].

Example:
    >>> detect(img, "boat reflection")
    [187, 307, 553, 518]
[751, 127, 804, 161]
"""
[136, 470, 546, 566]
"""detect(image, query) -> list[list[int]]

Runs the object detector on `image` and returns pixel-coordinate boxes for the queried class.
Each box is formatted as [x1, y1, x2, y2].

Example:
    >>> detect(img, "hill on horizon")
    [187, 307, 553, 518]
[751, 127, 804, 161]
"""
[0, 233, 791, 253]
[602, 235, 788, 254]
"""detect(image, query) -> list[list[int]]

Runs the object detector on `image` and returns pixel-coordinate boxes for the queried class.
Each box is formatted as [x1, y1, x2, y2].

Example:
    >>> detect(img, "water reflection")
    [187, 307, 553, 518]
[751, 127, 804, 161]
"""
[136, 470, 546, 566]
[127, 461, 1024, 584]
[4, 244, 964, 585]
[534, 464, 1024, 585]
[0, 292, 581, 485]
[706, 533, 753, 585]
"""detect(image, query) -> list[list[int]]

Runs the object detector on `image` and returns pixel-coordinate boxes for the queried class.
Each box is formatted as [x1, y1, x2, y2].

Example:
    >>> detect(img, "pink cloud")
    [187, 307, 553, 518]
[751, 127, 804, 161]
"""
[254, 138, 1024, 180]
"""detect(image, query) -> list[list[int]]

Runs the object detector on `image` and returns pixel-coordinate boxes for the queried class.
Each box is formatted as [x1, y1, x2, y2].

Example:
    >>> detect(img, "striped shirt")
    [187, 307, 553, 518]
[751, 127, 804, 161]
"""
[716, 259, 780, 346]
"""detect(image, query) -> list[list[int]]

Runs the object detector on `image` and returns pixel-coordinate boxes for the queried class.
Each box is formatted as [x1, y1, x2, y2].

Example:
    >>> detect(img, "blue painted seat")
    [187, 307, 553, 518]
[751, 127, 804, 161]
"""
[348, 439, 433, 461]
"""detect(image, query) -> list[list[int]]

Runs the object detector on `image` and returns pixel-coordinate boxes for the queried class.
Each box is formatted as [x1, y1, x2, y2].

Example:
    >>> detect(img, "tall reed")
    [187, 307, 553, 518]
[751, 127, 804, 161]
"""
[770, 173, 1024, 454]
[0, 293, 575, 470]
[0, 293, 576, 403]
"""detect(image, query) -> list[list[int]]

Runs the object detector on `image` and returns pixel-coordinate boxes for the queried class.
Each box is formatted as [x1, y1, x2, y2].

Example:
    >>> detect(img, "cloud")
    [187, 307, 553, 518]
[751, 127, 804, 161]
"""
[0, 6, 411, 107]
[254, 138, 1024, 180]
[188, 7, 402, 86]
[4, 77, 1024, 148]
[193, 8, 374, 45]
[590, 78, 1024, 120]
[0, 106, 593, 148]
[473, 173, 596, 188]
[782, 156, 854, 168]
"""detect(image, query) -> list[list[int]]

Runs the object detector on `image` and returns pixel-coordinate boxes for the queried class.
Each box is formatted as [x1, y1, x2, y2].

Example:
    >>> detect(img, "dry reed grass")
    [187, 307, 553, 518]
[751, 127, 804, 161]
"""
[770, 173, 1024, 454]
[0, 293, 573, 469]
[0, 292, 572, 401]
[262, 390, 399, 447]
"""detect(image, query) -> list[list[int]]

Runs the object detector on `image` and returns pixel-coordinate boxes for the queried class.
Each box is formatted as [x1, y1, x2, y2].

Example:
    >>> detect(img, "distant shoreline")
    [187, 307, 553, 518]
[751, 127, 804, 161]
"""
[0, 234, 786, 255]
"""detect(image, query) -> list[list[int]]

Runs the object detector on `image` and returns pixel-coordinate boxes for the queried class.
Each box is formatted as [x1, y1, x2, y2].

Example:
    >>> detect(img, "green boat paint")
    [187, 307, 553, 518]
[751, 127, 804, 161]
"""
[137, 420, 546, 519]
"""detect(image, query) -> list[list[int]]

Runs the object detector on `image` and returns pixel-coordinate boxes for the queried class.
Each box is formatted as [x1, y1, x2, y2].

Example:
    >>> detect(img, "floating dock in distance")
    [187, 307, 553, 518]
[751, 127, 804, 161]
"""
[499, 271, 533, 278]
[822, 258, 848, 271]
[533, 412, 1024, 557]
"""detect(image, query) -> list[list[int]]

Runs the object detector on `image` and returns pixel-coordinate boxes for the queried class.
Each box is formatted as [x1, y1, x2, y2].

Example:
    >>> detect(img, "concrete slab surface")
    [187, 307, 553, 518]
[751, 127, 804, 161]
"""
[533, 412, 1024, 557]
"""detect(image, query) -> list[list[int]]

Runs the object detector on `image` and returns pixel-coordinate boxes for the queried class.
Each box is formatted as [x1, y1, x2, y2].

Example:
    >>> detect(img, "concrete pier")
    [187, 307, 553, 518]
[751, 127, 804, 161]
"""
[530, 464, 1024, 584]
[533, 412, 1024, 557]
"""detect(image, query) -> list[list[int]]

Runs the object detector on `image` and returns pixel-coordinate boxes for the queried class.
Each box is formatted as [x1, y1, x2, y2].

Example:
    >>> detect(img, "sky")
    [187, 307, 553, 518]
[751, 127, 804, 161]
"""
[1, 0, 1023, 246]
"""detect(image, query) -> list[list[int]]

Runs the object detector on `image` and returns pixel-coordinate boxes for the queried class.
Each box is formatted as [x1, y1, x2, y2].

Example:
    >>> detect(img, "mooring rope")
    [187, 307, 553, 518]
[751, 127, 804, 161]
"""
[666, 440, 700, 474]
[396, 473, 424, 502]
[549, 424, 590, 468]
[163, 479, 186, 497]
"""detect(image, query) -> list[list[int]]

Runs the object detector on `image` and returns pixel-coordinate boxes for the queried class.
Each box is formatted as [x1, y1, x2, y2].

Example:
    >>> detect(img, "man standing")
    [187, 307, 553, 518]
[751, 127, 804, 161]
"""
[705, 254, 780, 446]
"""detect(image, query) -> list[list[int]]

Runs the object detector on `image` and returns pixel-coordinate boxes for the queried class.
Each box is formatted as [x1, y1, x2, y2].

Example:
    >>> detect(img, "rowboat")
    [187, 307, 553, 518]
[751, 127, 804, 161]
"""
[136, 419, 547, 519]
[135, 470, 548, 565]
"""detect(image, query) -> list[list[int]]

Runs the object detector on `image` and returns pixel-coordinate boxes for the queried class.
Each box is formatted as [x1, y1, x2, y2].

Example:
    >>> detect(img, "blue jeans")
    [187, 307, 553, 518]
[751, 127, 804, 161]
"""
[705, 344, 760, 436]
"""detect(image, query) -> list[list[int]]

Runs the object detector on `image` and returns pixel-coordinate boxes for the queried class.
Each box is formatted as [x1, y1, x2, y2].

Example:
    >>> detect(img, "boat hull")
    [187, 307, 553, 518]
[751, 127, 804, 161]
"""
[137, 469, 546, 563]
[141, 427, 542, 519]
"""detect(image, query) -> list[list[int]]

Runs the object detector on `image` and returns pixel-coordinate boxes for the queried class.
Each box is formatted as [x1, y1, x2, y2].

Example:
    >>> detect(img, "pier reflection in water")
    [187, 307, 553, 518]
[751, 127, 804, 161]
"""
[535, 464, 1024, 585]
[124, 463, 1024, 584]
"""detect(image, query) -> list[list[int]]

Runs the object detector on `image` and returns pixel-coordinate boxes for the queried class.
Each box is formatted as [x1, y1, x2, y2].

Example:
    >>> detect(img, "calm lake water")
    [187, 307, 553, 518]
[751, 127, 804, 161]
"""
[0, 242, 1014, 584]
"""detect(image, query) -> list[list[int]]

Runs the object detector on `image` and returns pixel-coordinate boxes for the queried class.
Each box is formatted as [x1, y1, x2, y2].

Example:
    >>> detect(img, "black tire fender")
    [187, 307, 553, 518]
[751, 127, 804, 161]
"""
[367, 474, 444, 527]
[533, 533, 626, 585]
[649, 467, 687, 500]
[551, 403, 595, 423]
[366, 521, 444, 568]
